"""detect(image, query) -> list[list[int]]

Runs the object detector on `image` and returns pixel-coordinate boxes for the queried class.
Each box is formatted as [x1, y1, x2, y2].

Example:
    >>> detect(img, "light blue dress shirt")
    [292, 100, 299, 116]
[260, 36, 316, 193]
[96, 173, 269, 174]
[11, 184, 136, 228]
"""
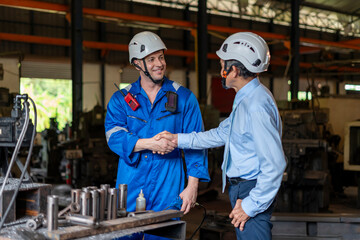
[178, 77, 286, 217]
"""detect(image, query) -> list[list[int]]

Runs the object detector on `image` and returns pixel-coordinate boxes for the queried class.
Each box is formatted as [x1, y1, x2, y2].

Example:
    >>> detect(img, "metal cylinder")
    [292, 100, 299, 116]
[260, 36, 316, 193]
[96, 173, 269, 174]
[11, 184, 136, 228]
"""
[80, 191, 91, 216]
[47, 195, 59, 231]
[118, 184, 127, 217]
[97, 189, 106, 221]
[70, 202, 81, 213]
[100, 184, 110, 210]
[90, 190, 100, 221]
[26, 213, 44, 231]
[118, 184, 127, 210]
[66, 214, 97, 227]
[107, 188, 118, 220]
[71, 189, 81, 205]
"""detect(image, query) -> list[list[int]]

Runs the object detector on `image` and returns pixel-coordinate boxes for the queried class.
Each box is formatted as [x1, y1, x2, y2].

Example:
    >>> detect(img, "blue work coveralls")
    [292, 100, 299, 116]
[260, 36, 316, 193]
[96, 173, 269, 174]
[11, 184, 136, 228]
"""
[105, 77, 210, 214]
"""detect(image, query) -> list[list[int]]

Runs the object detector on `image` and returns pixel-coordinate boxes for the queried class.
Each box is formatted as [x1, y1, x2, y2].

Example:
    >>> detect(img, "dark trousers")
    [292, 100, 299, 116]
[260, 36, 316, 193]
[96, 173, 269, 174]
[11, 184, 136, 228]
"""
[228, 179, 274, 240]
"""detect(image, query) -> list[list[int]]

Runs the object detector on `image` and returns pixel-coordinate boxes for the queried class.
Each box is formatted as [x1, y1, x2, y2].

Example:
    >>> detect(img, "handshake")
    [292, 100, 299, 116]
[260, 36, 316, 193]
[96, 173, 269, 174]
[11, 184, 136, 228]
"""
[150, 131, 178, 155]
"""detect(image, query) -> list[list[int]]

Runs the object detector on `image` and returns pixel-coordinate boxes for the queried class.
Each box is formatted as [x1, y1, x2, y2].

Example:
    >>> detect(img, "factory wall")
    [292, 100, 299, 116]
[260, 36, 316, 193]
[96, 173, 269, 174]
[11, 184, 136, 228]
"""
[0, 57, 354, 112]
[0, 58, 20, 93]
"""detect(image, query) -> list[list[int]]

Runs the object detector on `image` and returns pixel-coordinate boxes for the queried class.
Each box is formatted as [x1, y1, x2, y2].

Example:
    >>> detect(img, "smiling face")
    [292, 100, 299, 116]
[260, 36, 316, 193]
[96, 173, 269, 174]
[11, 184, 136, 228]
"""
[135, 50, 166, 83]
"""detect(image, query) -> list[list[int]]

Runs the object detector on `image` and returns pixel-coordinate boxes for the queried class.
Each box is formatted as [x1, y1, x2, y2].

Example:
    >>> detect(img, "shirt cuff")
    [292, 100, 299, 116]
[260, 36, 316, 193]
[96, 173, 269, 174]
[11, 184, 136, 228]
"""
[187, 167, 211, 182]
[178, 133, 191, 149]
[241, 196, 258, 217]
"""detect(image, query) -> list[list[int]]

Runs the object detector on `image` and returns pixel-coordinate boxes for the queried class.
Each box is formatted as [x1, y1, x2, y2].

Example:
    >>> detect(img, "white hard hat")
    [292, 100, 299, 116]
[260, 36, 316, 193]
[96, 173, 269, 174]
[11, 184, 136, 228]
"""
[128, 31, 167, 63]
[216, 32, 270, 73]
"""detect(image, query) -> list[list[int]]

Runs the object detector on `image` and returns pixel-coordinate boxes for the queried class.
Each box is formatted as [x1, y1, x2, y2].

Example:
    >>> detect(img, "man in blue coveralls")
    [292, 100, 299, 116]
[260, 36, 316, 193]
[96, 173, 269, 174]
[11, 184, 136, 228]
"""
[156, 32, 287, 239]
[105, 31, 210, 239]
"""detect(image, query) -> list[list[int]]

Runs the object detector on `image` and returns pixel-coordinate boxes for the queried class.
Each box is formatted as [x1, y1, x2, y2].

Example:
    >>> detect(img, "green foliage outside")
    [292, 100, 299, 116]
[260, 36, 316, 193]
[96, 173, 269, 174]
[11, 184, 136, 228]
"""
[20, 78, 72, 132]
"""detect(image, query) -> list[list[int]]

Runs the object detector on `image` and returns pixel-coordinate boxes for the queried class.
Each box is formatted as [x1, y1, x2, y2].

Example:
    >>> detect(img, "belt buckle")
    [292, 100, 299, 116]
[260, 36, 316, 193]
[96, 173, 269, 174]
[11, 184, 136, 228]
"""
[228, 177, 237, 185]
[228, 177, 245, 185]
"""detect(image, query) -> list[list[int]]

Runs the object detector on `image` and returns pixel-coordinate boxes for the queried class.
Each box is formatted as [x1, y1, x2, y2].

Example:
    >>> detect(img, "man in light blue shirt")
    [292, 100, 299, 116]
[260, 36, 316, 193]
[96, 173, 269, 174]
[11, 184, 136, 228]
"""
[156, 32, 286, 239]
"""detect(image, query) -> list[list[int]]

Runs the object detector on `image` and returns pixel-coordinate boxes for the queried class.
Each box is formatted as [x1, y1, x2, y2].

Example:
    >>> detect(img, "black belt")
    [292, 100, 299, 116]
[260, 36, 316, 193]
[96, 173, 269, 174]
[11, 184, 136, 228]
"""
[227, 177, 248, 185]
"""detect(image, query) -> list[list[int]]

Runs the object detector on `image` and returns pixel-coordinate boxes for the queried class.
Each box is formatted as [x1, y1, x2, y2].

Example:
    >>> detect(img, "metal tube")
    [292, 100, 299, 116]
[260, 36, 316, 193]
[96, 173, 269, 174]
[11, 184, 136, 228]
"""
[71, 202, 81, 213]
[90, 190, 99, 221]
[58, 204, 72, 218]
[26, 213, 44, 231]
[118, 184, 127, 210]
[97, 188, 105, 221]
[118, 184, 127, 217]
[107, 188, 118, 220]
[71, 189, 81, 205]
[100, 184, 110, 210]
[47, 195, 59, 231]
[80, 191, 91, 216]
[66, 214, 97, 227]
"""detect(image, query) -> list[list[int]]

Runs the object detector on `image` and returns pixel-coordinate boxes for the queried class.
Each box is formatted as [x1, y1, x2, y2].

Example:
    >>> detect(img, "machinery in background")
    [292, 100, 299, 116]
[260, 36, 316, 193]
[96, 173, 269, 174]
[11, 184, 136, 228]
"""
[0, 93, 34, 177]
[276, 101, 334, 213]
[343, 121, 360, 171]
[69, 105, 118, 187]
[32, 105, 118, 188]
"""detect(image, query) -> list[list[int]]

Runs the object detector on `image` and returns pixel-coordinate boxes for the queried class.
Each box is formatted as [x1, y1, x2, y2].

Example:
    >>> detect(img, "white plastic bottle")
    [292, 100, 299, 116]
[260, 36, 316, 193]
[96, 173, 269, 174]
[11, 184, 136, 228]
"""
[136, 189, 146, 212]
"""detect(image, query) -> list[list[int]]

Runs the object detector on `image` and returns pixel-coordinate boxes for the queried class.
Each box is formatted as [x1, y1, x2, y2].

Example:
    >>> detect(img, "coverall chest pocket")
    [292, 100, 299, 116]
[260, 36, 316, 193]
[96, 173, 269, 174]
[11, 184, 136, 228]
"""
[155, 112, 180, 131]
[127, 115, 147, 133]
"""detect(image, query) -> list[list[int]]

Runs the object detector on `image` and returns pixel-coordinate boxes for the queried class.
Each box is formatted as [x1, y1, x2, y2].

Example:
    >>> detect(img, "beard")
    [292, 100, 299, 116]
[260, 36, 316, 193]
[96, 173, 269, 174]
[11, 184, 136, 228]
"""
[151, 78, 163, 84]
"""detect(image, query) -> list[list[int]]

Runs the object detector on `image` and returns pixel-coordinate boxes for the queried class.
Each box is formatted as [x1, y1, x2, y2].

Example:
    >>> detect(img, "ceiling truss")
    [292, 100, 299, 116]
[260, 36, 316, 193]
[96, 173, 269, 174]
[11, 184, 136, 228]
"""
[128, 0, 360, 36]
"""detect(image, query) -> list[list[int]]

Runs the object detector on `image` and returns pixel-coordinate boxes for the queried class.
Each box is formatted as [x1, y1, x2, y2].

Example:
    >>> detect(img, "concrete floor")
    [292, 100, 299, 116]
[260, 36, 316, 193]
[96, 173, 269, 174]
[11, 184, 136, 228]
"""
[182, 186, 360, 240]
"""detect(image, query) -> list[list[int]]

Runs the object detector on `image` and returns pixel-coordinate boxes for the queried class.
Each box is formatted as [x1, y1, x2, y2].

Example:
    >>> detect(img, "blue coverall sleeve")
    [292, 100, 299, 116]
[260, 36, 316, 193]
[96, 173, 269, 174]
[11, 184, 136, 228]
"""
[105, 93, 141, 166]
[182, 93, 210, 182]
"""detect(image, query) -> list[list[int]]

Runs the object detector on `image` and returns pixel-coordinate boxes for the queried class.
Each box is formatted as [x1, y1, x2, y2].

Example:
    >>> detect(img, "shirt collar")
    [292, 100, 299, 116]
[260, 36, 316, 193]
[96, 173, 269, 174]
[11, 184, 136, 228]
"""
[233, 77, 260, 107]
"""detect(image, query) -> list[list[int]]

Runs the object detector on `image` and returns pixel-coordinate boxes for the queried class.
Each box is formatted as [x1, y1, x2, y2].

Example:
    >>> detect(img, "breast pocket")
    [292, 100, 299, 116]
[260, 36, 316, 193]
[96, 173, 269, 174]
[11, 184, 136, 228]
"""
[127, 115, 147, 133]
[232, 122, 253, 153]
[155, 112, 181, 132]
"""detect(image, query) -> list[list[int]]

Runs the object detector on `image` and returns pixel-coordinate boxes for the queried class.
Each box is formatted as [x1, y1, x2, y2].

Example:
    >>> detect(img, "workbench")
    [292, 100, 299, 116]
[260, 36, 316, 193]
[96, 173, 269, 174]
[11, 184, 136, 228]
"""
[0, 210, 186, 240]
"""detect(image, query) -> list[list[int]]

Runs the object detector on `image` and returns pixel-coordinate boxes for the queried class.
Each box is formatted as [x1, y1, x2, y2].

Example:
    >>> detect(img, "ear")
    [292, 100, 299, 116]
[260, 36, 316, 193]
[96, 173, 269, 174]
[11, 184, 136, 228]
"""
[133, 59, 142, 71]
[231, 65, 240, 77]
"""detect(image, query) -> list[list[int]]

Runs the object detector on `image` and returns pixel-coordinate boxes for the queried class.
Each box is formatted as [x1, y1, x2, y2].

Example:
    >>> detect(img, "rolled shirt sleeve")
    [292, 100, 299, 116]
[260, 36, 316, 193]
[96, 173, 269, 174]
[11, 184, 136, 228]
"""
[241, 110, 286, 217]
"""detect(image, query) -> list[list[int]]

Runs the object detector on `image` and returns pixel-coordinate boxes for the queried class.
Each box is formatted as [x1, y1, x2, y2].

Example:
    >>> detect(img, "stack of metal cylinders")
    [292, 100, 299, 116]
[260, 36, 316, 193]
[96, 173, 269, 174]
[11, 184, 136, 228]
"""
[48, 184, 128, 227]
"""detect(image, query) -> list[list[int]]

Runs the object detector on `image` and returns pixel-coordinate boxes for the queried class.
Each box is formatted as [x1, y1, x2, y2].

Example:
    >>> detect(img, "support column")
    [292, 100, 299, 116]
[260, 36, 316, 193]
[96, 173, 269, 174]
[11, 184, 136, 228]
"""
[71, 0, 83, 134]
[183, 5, 190, 89]
[290, 0, 300, 100]
[197, 0, 208, 104]
[98, 0, 106, 109]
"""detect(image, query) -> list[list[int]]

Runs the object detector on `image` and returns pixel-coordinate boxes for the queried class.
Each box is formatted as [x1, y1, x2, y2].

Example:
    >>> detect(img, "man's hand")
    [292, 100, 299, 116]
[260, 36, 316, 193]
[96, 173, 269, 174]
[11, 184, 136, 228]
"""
[153, 131, 178, 154]
[149, 135, 177, 154]
[229, 199, 250, 231]
[179, 176, 199, 214]
[154, 131, 178, 144]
